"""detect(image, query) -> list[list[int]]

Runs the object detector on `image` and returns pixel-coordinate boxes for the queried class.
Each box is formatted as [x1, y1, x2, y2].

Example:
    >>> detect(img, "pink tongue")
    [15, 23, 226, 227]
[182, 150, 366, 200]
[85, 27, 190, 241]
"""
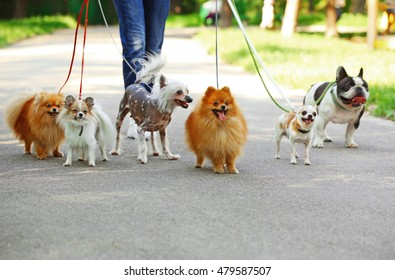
[304, 119, 312, 124]
[352, 96, 366, 105]
[218, 111, 226, 121]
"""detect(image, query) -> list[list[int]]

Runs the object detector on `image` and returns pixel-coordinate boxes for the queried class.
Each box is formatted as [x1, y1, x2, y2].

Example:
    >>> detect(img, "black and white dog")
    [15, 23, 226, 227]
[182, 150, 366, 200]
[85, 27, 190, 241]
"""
[303, 66, 369, 148]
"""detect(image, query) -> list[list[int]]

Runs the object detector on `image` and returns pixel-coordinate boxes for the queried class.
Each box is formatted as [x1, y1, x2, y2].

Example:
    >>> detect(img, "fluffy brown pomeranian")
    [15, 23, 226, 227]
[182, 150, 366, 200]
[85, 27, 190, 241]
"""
[185, 86, 248, 174]
[5, 92, 65, 159]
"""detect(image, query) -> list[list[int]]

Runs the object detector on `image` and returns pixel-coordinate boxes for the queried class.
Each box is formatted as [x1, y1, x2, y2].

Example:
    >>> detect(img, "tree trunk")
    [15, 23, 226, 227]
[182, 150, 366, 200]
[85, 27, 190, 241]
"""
[14, 0, 29, 19]
[281, 0, 300, 36]
[260, 0, 275, 29]
[326, 0, 338, 37]
[220, 0, 232, 28]
[350, 0, 366, 14]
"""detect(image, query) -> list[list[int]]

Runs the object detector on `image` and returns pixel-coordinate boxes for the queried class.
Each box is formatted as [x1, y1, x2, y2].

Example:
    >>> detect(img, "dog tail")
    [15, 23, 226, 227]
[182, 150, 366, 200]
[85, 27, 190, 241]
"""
[4, 93, 35, 135]
[134, 53, 166, 84]
[92, 103, 116, 146]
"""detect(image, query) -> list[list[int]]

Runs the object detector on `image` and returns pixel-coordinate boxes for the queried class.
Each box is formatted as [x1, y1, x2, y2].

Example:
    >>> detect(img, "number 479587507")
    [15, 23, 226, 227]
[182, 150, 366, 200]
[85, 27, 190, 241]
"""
[216, 266, 271, 276]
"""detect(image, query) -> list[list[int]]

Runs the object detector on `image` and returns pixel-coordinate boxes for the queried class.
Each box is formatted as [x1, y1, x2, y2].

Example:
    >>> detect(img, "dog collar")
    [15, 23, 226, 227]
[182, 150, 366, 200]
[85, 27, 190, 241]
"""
[331, 88, 351, 111]
[298, 129, 310, 134]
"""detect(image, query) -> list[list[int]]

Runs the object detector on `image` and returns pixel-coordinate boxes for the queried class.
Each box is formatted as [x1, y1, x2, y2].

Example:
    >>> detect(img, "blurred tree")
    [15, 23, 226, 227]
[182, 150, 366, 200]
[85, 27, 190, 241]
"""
[281, 0, 300, 36]
[14, 0, 29, 18]
[220, 0, 232, 27]
[350, 0, 366, 13]
[326, 0, 338, 37]
[170, 0, 203, 14]
[260, 0, 275, 29]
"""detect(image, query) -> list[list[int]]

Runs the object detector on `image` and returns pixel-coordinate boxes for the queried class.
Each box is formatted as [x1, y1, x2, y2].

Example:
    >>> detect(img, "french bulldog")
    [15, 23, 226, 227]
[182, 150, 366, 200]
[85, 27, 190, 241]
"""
[303, 66, 369, 148]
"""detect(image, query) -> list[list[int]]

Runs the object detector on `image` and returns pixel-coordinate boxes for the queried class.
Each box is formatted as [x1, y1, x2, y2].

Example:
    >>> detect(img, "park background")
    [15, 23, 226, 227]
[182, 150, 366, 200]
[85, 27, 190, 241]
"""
[0, 0, 394, 120]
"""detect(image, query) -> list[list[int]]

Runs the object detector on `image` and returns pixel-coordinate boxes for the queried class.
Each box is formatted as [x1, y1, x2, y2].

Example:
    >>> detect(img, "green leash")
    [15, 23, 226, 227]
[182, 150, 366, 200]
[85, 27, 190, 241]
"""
[315, 81, 336, 106]
[229, 0, 293, 113]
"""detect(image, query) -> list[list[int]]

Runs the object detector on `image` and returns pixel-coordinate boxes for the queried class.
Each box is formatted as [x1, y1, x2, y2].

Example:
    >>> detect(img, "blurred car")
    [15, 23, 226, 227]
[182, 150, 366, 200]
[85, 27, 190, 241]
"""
[199, 0, 222, 26]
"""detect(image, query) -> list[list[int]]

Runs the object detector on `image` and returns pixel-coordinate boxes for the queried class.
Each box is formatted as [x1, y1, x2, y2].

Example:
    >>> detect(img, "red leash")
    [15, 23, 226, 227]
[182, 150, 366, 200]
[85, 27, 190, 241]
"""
[58, 0, 90, 100]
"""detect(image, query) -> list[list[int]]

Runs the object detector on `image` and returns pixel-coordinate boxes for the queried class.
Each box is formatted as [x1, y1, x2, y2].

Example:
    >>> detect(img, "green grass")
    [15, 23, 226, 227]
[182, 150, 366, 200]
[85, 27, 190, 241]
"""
[298, 12, 368, 27]
[167, 13, 203, 28]
[0, 15, 76, 48]
[195, 27, 395, 120]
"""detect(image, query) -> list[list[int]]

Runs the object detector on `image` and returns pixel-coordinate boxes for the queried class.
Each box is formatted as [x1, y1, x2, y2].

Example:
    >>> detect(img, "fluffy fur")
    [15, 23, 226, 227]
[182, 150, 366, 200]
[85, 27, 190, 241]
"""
[4, 92, 65, 159]
[275, 105, 317, 165]
[185, 86, 248, 174]
[111, 54, 193, 164]
[57, 95, 116, 167]
[304, 66, 369, 148]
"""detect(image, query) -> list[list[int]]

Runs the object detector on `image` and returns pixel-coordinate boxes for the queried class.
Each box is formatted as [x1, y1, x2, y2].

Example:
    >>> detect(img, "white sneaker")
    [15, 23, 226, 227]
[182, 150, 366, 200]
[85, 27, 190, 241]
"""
[127, 120, 150, 141]
[127, 121, 138, 139]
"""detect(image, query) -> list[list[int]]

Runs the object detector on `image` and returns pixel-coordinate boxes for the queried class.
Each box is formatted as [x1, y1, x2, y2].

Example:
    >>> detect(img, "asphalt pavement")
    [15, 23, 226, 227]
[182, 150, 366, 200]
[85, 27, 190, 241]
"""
[0, 26, 394, 260]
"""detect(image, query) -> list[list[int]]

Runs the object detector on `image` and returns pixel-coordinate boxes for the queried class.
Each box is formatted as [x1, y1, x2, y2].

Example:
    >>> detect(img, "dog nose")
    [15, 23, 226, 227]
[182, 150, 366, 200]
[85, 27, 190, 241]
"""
[355, 87, 365, 96]
[185, 95, 193, 103]
[52, 108, 57, 112]
[78, 112, 84, 118]
[221, 105, 226, 110]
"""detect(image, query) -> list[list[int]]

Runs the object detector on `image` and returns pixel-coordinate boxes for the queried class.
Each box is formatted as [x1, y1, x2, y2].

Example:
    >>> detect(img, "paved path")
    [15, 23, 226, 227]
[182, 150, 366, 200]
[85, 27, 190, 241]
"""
[0, 27, 394, 260]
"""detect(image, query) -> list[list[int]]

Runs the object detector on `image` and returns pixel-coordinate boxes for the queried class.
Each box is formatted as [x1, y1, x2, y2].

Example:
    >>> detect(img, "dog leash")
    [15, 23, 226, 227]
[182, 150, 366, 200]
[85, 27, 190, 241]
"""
[214, 0, 220, 89]
[226, 0, 295, 113]
[58, 0, 90, 101]
[315, 81, 336, 106]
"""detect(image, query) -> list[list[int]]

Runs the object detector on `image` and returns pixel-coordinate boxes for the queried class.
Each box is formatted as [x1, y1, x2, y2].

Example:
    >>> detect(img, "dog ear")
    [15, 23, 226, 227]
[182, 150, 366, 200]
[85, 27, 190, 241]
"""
[358, 68, 363, 78]
[159, 75, 167, 88]
[336, 66, 348, 82]
[205, 86, 217, 96]
[84, 97, 94, 108]
[65, 95, 75, 108]
[221, 86, 231, 93]
[34, 92, 44, 105]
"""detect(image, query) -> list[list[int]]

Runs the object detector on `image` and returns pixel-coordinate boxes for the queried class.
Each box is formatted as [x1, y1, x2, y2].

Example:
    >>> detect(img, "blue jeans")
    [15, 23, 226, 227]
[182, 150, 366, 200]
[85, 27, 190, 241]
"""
[113, 0, 170, 89]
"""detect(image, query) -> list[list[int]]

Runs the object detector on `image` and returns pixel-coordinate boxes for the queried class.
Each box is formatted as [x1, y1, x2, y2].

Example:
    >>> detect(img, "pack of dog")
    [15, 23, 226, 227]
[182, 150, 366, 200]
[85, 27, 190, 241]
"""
[5, 64, 370, 171]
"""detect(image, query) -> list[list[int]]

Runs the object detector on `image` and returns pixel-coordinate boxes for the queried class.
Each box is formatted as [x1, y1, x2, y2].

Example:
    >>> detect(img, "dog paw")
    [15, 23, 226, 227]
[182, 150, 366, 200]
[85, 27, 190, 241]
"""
[63, 162, 72, 167]
[290, 159, 297, 165]
[37, 154, 47, 160]
[195, 164, 203, 169]
[152, 152, 159, 156]
[324, 137, 333, 142]
[214, 165, 225, 173]
[346, 143, 359, 148]
[275, 155, 280, 159]
[228, 168, 239, 174]
[89, 162, 96, 167]
[312, 141, 324, 148]
[304, 160, 311, 165]
[166, 154, 180, 160]
[111, 150, 120, 156]
[53, 152, 63, 157]
[138, 155, 148, 164]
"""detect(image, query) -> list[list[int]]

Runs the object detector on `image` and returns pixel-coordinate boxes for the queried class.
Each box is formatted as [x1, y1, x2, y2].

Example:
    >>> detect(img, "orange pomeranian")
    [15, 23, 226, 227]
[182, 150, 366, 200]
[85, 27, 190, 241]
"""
[185, 86, 248, 174]
[5, 92, 65, 159]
